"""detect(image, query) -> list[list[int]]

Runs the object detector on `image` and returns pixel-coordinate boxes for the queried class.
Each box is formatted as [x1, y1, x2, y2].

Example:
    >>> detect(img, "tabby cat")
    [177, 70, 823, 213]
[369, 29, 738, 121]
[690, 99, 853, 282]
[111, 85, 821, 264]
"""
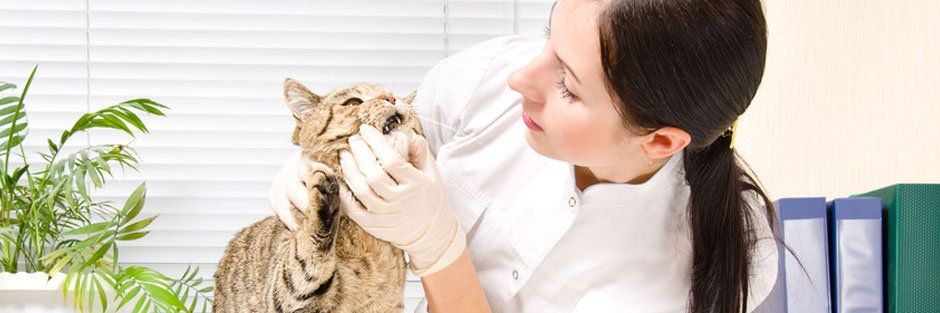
[213, 78, 422, 313]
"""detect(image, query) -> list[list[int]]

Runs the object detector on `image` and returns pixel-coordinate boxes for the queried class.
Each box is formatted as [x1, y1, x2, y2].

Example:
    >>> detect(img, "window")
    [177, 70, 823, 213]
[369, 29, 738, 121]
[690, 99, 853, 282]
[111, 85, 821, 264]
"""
[0, 0, 553, 311]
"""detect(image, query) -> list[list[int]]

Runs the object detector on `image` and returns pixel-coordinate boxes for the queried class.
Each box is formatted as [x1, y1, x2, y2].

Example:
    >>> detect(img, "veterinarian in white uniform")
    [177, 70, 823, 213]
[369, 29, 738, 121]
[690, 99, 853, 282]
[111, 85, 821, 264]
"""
[400, 35, 778, 313]
[269, 1, 779, 312]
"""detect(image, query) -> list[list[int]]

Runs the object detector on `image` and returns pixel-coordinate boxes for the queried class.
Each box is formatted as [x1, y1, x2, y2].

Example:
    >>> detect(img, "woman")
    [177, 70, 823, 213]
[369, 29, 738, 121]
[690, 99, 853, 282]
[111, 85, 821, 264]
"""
[269, 0, 780, 312]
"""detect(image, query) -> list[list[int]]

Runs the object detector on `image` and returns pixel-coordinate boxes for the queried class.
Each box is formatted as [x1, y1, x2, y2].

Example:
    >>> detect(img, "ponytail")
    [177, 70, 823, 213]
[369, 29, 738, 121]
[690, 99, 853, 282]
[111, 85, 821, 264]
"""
[595, 0, 775, 311]
[683, 134, 776, 312]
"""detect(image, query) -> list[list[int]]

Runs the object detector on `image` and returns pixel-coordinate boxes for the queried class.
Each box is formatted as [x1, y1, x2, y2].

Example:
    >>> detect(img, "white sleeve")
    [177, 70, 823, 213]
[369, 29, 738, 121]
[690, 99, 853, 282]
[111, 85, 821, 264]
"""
[410, 36, 514, 158]
[413, 297, 430, 313]
[743, 189, 780, 313]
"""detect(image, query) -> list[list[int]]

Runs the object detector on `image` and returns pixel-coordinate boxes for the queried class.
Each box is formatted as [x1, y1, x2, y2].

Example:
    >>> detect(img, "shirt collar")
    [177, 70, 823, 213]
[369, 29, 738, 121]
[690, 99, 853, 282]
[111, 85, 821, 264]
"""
[567, 151, 686, 207]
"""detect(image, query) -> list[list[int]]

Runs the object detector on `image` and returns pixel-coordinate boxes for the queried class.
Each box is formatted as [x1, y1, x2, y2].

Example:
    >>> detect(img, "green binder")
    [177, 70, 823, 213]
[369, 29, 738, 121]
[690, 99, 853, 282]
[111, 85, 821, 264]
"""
[853, 184, 940, 313]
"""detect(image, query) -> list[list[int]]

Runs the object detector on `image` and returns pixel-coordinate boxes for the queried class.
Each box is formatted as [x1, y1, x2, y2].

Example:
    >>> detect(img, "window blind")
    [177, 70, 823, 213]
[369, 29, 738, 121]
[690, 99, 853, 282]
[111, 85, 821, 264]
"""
[0, 0, 554, 311]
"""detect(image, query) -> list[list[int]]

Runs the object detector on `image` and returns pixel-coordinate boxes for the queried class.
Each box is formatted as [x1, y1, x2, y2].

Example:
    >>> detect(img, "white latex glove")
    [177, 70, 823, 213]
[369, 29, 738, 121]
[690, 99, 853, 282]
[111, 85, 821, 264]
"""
[268, 150, 310, 231]
[338, 124, 466, 277]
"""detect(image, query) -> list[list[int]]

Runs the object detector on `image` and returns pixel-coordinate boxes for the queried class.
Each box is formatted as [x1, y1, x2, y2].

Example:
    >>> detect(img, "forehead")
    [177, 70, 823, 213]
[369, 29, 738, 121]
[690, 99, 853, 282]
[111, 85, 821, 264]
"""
[552, 0, 603, 83]
[324, 84, 388, 102]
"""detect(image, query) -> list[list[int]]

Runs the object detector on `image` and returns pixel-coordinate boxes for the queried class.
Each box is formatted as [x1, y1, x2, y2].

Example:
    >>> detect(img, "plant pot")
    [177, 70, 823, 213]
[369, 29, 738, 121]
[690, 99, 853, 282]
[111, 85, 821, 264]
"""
[0, 271, 74, 313]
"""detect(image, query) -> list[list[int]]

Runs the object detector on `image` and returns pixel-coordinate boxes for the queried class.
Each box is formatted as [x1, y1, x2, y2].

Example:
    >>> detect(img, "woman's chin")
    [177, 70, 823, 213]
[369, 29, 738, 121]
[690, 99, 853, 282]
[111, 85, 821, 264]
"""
[524, 129, 584, 165]
[524, 128, 555, 159]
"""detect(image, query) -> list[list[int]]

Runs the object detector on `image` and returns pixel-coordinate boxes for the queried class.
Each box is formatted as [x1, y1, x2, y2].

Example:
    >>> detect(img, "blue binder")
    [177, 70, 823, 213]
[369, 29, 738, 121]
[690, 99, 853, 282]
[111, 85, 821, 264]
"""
[776, 197, 831, 313]
[827, 197, 884, 313]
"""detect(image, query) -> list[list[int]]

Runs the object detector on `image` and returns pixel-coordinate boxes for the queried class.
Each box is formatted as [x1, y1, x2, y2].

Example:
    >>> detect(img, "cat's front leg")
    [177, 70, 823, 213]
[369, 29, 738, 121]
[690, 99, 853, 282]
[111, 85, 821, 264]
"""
[269, 162, 341, 313]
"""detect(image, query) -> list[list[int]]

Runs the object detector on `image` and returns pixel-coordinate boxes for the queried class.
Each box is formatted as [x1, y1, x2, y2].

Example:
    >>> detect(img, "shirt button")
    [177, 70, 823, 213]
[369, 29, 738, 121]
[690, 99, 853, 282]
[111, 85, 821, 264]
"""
[568, 197, 577, 207]
[511, 270, 519, 280]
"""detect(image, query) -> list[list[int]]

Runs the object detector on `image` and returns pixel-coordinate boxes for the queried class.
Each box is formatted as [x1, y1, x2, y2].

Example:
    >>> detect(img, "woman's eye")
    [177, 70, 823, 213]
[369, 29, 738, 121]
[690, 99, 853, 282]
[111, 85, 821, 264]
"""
[341, 97, 363, 106]
[555, 76, 577, 103]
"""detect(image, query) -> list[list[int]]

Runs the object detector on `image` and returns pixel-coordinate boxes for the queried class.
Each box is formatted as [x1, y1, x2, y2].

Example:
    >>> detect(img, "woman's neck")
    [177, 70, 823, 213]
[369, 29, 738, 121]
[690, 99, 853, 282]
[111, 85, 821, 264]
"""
[574, 160, 666, 192]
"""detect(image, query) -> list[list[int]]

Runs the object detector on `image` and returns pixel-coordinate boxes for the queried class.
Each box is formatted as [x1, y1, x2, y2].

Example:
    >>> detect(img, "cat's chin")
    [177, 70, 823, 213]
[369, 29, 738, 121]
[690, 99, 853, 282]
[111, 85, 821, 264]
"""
[384, 129, 412, 162]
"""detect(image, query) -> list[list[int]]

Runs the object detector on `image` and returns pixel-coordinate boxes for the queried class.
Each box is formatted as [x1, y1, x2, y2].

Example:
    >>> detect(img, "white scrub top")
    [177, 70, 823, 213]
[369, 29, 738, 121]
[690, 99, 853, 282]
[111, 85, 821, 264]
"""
[409, 35, 779, 313]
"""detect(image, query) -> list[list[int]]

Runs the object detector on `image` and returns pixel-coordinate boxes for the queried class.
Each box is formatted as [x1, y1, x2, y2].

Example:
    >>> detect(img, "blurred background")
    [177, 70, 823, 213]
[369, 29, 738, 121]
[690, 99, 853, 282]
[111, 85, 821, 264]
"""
[0, 0, 936, 311]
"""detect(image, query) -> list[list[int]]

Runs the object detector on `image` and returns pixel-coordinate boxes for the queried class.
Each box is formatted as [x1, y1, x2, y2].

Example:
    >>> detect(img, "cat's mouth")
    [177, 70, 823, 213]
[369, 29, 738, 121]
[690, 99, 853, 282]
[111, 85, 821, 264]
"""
[382, 112, 404, 135]
[374, 110, 411, 162]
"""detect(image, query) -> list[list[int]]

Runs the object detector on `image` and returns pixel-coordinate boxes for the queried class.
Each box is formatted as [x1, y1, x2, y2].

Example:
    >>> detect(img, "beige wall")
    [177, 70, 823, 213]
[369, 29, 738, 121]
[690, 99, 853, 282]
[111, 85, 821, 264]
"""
[736, 0, 940, 199]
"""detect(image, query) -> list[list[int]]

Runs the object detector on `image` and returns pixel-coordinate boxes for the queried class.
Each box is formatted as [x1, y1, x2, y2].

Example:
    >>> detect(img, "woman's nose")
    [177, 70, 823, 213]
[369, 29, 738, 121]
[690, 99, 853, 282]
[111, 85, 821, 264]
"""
[508, 64, 547, 106]
[507, 56, 553, 104]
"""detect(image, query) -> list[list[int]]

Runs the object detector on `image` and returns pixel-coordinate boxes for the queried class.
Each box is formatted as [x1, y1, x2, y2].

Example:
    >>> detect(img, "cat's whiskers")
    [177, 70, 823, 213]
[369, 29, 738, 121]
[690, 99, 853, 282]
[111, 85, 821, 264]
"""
[393, 106, 461, 132]
[301, 107, 496, 159]
[394, 107, 493, 151]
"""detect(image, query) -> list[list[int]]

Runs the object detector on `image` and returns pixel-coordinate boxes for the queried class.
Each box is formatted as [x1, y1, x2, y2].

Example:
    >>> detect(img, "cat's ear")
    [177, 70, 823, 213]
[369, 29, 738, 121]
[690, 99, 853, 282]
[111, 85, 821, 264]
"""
[402, 89, 417, 104]
[284, 78, 324, 120]
[284, 78, 330, 146]
[400, 89, 426, 136]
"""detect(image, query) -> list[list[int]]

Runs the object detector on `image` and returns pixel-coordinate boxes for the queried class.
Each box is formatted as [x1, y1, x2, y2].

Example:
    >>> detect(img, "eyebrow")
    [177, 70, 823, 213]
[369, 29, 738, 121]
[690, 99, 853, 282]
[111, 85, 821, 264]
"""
[546, 1, 582, 86]
[557, 55, 582, 85]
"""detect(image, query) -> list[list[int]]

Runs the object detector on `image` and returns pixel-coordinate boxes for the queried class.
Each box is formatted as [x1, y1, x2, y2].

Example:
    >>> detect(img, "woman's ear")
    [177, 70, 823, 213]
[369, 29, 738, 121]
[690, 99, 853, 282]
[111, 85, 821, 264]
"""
[641, 126, 691, 160]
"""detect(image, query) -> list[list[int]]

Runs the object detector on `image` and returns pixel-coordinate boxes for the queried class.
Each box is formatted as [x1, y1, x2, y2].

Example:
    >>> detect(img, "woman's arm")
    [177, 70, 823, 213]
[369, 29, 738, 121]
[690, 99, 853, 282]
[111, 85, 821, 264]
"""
[421, 248, 493, 313]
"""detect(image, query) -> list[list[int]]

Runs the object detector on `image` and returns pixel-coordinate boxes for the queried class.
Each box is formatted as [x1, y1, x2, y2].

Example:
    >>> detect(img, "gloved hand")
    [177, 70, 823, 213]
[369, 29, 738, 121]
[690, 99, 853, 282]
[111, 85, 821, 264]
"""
[268, 150, 310, 231]
[338, 125, 466, 277]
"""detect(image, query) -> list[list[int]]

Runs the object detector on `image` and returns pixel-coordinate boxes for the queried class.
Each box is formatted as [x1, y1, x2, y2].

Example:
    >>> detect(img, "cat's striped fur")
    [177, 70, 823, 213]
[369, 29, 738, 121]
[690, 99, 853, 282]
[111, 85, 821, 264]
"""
[213, 79, 421, 313]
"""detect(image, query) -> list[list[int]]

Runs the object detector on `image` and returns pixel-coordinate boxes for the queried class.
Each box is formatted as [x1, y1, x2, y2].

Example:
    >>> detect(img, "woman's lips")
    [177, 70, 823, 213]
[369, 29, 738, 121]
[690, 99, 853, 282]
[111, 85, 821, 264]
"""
[522, 110, 544, 132]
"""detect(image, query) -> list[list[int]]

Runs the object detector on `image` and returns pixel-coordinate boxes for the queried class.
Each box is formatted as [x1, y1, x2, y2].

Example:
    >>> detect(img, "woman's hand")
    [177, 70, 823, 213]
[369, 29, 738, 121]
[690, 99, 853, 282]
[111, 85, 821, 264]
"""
[268, 150, 312, 231]
[339, 125, 466, 277]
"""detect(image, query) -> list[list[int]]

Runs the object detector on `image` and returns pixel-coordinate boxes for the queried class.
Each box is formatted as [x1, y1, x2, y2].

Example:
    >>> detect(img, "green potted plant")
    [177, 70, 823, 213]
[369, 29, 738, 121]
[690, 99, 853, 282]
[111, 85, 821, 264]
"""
[0, 66, 213, 313]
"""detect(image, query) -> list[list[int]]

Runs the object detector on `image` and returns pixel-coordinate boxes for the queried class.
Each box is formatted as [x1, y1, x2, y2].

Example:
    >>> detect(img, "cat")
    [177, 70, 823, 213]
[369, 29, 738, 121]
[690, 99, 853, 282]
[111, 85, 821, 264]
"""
[213, 78, 423, 313]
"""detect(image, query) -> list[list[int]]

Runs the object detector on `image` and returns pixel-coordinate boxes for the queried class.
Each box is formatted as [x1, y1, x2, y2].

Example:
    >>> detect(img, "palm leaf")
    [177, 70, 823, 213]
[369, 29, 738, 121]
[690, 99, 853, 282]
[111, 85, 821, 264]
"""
[170, 265, 214, 313]
[116, 266, 188, 313]
[1, 66, 214, 313]
[0, 65, 35, 160]
[64, 99, 167, 143]
[0, 82, 15, 93]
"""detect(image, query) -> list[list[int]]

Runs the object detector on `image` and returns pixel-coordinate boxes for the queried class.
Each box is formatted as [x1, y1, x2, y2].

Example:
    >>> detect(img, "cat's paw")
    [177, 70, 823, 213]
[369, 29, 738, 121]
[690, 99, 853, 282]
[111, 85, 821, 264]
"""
[302, 163, 341, 237]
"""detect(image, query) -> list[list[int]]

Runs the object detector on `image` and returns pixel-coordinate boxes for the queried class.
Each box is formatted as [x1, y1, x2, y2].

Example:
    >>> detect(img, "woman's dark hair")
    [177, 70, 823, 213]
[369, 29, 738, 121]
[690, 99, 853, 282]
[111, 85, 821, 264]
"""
[596, 0, 776, 312]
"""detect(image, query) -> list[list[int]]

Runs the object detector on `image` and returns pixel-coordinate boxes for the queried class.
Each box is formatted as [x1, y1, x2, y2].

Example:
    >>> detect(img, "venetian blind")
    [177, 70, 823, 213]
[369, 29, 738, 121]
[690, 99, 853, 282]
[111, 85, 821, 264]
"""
[0, 0, 554, 311]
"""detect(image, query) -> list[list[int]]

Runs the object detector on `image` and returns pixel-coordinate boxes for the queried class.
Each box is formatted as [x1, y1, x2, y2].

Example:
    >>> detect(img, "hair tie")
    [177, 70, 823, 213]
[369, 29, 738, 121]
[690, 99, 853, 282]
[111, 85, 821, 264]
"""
[725, 119, 739, 149]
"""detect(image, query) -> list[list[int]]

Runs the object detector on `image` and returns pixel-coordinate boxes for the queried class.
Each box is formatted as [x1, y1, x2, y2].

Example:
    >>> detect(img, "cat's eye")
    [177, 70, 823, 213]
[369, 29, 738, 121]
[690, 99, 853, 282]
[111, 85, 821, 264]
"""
[341, 97, 363, 106]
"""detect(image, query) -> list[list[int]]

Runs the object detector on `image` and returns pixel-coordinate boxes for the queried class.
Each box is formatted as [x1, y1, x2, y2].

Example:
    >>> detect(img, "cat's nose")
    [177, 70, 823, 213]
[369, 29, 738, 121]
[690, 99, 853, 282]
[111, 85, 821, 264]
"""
[376, 95, 395, 105]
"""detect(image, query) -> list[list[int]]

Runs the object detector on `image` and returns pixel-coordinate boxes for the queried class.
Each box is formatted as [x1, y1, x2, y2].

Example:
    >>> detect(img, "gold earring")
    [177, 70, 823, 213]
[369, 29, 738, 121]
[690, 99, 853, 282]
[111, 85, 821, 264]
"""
[645, 155, 653, 165]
